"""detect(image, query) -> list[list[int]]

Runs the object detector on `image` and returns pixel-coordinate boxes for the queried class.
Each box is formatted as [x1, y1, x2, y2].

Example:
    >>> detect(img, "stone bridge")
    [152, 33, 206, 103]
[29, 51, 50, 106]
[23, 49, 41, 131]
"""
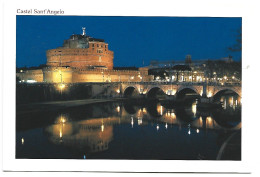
[105, 81, 241, 99]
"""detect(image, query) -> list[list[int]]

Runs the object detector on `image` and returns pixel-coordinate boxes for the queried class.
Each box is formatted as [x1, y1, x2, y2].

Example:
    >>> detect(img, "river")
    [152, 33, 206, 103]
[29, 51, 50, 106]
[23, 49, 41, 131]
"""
[16, 94, 241, 160]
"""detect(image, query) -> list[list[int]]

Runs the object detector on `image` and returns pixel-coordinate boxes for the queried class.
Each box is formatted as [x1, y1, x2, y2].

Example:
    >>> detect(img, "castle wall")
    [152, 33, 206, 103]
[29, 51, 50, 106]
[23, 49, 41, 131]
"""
[18, 67, 152, 84]
[16, 69, 43, 82]
[43, 67, 73, 83]
[46, 43, 114, 69]
[72, 68, 153, 83]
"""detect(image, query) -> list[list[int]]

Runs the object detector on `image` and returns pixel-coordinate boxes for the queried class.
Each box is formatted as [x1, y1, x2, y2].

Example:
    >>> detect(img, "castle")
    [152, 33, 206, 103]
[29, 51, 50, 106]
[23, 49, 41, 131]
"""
[17, 28, 153, 83]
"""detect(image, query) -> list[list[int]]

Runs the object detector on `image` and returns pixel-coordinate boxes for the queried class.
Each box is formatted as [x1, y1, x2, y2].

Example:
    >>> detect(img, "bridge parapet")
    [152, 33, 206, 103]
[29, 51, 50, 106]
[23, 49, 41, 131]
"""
[89, 81, 241, 98]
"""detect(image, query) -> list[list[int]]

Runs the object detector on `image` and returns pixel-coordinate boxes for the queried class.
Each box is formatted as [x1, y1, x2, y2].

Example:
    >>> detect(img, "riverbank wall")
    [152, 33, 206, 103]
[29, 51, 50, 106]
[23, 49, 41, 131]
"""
[16, 83, 93, 104]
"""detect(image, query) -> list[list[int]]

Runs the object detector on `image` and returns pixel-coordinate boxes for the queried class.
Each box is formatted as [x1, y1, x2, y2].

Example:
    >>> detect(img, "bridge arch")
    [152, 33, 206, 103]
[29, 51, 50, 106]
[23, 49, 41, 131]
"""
[213, 88, 241, 98]
[146, 86, 166, 99]
[123, 86, 140, 98]
[176, 86, 200, 99]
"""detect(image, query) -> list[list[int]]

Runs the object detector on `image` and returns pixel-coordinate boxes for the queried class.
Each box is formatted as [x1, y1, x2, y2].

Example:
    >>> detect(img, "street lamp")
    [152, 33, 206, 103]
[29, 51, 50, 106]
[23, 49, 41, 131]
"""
[101, 71, 104, 82]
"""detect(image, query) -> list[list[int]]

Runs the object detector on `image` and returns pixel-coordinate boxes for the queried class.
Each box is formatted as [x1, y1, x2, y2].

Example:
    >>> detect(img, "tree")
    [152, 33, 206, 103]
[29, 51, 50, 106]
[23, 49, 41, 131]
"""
[228, 28, 242, 53]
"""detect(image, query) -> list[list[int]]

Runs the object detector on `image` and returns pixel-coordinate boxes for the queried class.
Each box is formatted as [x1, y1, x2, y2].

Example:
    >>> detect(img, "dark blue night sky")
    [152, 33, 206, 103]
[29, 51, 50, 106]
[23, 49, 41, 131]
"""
[16, 16, 241, 68]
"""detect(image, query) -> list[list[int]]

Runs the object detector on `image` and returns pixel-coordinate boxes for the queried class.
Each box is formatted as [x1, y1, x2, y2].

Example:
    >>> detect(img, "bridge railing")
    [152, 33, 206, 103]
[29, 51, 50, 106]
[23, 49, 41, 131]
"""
[16, 81, 241, 87]
[120, 81, 241, 86]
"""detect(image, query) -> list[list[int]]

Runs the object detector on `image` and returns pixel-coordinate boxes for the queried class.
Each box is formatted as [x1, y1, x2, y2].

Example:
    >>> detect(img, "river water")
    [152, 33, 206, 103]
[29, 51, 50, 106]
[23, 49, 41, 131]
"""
[16, 95, 241, 160]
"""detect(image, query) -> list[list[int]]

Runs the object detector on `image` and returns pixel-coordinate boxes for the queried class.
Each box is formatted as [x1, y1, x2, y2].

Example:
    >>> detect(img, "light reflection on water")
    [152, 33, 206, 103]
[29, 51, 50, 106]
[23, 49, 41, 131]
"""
[16, 95, 241, 160]
[221, 95, 241, 111]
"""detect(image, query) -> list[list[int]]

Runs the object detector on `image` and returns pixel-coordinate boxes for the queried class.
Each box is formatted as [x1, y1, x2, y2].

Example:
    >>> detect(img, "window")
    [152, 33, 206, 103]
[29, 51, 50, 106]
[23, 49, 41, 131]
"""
[97, 44, 99, 47]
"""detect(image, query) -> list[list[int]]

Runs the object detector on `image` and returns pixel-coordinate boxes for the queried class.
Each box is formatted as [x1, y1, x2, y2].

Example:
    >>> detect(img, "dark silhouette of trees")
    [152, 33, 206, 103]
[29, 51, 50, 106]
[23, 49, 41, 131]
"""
[228, 28, 242, 53]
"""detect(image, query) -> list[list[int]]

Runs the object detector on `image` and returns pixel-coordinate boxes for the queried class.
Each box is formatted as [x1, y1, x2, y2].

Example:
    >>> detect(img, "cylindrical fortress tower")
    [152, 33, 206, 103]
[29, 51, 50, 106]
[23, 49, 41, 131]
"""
[46, 29, 114, 69]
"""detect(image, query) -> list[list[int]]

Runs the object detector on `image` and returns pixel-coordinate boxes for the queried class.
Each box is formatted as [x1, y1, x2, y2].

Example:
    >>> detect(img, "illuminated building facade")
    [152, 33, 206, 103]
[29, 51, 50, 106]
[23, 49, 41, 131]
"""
[46, 27, 114, 70]
[16, 28, 153, 83]
[149, 55, 241, 84]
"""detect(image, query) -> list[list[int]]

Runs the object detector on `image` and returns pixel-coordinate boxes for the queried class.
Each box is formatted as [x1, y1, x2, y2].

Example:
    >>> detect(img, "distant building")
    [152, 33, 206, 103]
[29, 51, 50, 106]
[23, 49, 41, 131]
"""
[148, 55, 241, 84]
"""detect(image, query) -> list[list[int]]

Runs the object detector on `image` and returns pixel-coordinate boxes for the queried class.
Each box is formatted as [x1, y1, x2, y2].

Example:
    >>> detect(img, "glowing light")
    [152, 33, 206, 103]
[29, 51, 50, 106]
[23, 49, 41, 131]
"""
[200, 90, 203, 96]
[101, 124, 104, 132]
[83, 155, 86, 159]
[61, 118, 66, 123]
[59, 116, 66, 124]
[181, 75, 184, 81]
[207, 92, 212, 97]
[131, 117, 134, 128]
[59, 129, 62, 138]
[26, 80, 37, 83]
[171, 112, 176, 119]
[188, 129, 191, 135]
[165, 123, 168, 129]
[138, 117, 142, 125]
[206, 116, 213, 128]
[236, 100, 238, 106]
[196, 129, 199, 133]
[232, 76, 235, 79]
[59, 83, 65, 90]
[156, 124, 159, 131]
[116, 106, 120, 113]
[157, 105, 164, 115]
[21, 138, 24, 145]
[229, 97, 234, 106]
[206, 116, 212, 123]
[189, 76, 192, 80]
[192, 102, 197, 116]
[20, 70, 23, 72]
[116, 89, 120, 93]
[224, 76, 227, 80]
[171, 90, 176, 95]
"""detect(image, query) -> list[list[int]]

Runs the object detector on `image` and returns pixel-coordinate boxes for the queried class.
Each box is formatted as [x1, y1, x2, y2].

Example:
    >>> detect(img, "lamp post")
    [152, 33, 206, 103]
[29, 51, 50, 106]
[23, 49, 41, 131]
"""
[101, 71, 104, 83]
